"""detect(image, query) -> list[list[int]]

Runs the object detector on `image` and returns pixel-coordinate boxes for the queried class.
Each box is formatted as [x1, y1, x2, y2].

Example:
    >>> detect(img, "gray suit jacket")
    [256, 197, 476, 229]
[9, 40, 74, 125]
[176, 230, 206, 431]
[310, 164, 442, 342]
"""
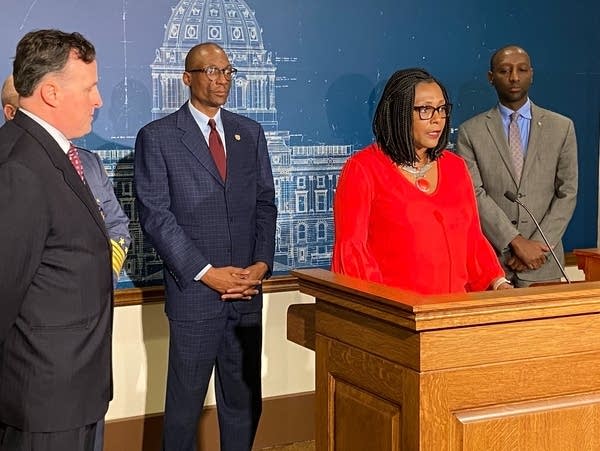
[455, 102, 578, 282]
[78, 148, 131, 282]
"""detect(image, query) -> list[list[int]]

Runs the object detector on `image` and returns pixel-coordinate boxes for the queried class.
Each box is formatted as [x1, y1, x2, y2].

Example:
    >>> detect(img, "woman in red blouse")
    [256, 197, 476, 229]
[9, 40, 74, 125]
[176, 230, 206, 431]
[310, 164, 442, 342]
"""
[332, 68, 511, 294]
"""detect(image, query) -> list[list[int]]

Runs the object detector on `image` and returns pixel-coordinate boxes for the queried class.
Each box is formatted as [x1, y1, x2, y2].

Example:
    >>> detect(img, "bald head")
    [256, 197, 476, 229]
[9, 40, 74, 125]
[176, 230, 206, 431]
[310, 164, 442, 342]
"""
[2, 75, 19, 121]
[490, 45, 530, 71]
[184, 42, 226, 70]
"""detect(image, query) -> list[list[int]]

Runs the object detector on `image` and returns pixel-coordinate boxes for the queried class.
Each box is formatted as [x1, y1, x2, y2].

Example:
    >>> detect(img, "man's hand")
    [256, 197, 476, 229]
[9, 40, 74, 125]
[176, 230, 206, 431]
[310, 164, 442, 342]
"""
[222, 262, 269, 300]
[201, 266, 262, 300]
[509, 235, 549, 270]
[505, 254, 528, 272]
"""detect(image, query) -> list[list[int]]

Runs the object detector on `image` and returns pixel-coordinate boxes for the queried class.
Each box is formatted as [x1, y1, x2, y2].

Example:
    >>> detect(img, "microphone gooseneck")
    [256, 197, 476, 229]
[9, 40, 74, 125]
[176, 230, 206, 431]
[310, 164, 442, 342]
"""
[504, 191, 571, 283]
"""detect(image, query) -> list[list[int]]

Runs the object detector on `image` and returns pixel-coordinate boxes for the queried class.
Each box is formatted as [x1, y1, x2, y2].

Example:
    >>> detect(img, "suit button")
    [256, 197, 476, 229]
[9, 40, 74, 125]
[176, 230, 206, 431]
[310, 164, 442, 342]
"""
[511, 220, 517, 225]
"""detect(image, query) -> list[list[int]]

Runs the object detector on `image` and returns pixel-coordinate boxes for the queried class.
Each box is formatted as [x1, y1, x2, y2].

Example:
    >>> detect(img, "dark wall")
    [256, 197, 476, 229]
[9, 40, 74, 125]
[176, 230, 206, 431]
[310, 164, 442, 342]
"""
[1, 0, 598, 249]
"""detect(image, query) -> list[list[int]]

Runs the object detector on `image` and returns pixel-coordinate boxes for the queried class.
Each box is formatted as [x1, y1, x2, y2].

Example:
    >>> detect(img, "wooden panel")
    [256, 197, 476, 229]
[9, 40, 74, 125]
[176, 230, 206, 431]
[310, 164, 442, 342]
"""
[332, 379, 401, 451]
[420, 313, 600, 371]
[419, 351, 600, 450]
[452, 393, 600, 451]
[315, 336, 419, 451]
[316, 303, 421, 371]
[287, 303, 316, 350]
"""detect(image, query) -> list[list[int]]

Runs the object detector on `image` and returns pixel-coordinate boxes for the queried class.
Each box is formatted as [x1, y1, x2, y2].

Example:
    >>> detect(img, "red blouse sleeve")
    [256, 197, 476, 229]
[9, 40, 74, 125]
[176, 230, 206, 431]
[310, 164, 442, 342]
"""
[331, 155, 384, 284]
[461, 161, 504, 291]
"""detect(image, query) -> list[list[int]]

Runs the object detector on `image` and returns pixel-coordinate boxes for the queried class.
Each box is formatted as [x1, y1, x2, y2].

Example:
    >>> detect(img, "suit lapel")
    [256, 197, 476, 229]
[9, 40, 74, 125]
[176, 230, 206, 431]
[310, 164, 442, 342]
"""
[485, 107, 520, 186]
[221, 109, 241, 182]
[521, 102, 543, 178]
[178, 103, 225, 186]
[13, 112, 108, 239]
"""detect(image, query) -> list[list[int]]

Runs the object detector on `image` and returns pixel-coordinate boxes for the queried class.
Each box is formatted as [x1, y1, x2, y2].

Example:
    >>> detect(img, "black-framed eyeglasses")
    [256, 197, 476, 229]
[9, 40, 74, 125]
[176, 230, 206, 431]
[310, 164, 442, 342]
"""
[186, 66, 238, 81]
[413, 104, 452, 120]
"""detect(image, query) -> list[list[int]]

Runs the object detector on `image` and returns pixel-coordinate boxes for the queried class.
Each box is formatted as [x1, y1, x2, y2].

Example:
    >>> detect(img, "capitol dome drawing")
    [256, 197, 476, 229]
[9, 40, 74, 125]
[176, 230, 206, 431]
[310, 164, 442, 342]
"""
[151, 0, 277, 129]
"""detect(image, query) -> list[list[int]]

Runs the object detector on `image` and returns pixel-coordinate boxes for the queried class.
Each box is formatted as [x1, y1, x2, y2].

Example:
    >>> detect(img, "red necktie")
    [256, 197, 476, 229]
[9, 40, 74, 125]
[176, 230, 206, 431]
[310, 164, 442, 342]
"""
[67, 143, 86, 182]
[208, 119, 226, 180]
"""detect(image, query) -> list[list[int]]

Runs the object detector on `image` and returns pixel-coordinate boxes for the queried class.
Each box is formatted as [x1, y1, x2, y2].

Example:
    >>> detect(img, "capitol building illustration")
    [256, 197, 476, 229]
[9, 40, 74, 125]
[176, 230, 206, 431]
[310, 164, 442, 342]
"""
[96, 0, 354, 287]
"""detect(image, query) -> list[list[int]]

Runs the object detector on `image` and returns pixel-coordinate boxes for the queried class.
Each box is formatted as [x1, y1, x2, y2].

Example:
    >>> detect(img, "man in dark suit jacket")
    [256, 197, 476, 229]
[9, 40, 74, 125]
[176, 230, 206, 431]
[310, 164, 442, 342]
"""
[0, 30, 112, 450]
[2, 74, 130, 287]
[1, 73, 129, 451]
[135, 42, 277, 451]
[456, 45, 578, 287]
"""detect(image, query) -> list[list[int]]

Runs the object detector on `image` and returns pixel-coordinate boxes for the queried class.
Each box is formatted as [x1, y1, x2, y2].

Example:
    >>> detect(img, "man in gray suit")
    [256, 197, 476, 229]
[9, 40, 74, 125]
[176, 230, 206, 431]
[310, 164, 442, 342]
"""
[456, 45, 578, 287]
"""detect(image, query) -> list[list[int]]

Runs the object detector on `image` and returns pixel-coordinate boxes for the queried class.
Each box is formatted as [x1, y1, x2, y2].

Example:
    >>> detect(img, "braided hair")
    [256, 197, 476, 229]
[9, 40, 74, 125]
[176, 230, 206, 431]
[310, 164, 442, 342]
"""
[372, 68, 450, 166]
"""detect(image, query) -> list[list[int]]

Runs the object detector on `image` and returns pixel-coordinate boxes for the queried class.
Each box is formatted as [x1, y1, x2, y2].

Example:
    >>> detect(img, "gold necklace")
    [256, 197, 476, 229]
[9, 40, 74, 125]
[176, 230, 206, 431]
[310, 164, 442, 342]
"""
[398, 161, 434, 192]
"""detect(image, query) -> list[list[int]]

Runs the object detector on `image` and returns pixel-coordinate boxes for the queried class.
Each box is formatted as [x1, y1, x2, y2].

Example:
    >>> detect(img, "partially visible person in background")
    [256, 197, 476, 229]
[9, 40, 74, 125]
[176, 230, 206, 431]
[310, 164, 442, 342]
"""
[1, 74, 18, 121]
[332, 68, 511, 294]
[455, 45, 577, 287]
[0, 29, 112, 451]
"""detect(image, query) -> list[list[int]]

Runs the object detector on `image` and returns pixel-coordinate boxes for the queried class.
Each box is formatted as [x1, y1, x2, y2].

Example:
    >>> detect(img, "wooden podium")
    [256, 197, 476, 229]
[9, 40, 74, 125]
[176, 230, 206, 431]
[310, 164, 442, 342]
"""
[574, 248, 600, 281]
[287, 269, 600, 451]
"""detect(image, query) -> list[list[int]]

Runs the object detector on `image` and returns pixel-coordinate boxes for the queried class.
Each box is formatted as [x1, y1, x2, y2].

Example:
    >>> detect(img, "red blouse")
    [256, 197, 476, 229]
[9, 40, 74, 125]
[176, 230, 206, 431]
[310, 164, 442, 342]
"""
[331, 144, 503, 294]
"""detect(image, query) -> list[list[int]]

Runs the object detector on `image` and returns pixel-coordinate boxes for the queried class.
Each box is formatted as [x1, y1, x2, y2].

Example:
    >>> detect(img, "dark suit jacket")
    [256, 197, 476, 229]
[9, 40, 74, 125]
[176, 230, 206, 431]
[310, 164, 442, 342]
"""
[0, 111, 113, 432]
[134, 103, 276, 320]
[456, 102, 578, 282]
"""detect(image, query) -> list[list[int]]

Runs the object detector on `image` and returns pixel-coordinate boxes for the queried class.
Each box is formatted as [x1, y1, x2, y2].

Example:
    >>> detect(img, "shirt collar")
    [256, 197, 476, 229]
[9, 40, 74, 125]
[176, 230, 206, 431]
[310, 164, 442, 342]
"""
[498, 98, 532, 121]
[19, 108, 71, 153]
[187, 102, 223, 131]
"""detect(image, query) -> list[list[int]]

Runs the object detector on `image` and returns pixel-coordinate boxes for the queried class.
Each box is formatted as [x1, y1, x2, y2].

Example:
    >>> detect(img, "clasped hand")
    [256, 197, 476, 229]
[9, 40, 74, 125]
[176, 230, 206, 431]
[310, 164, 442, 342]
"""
[507, 235, 549, 272]
[201, 262, 268, 300]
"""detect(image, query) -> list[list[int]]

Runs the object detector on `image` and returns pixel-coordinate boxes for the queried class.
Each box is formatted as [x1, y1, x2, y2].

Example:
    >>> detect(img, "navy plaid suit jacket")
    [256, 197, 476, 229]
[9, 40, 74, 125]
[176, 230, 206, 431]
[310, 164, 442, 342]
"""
[134, 103, 277, 319]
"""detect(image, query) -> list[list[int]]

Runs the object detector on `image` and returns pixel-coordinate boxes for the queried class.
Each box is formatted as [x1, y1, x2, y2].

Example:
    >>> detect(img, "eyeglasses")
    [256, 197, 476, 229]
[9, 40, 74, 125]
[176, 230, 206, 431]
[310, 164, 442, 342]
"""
[413, 104, 452, 120]
[186, 66, 238, 81]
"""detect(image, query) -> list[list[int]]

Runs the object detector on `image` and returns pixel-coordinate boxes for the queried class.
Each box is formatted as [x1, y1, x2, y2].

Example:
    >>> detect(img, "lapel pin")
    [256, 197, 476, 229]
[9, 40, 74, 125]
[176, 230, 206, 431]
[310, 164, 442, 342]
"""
[537, 121, 542, 126]
[234, 134, 241, 141]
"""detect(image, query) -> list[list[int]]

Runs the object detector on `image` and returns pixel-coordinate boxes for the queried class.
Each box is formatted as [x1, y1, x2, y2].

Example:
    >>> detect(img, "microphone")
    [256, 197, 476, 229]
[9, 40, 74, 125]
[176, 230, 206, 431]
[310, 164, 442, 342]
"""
[504, 191, 571, 283]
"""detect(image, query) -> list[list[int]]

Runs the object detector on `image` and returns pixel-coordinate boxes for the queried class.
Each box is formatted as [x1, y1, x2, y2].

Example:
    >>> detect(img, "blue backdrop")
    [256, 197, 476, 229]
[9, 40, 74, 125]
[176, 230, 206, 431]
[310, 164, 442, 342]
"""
[1, 0, 598, 284]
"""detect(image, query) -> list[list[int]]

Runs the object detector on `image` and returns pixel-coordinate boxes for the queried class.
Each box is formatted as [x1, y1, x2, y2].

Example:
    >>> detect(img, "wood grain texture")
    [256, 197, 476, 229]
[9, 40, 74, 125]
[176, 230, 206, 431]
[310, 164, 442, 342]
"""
[453, 393, 600, 451]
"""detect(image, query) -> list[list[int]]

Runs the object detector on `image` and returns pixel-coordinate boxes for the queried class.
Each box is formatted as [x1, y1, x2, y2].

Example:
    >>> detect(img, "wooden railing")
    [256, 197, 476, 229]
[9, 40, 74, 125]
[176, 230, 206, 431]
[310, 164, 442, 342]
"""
[115, 251, 582, 307]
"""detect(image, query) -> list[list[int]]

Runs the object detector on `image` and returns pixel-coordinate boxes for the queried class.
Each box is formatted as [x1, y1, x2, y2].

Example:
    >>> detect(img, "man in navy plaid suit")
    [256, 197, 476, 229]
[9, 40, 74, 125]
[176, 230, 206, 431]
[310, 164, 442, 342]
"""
[134, 42, 277, 451]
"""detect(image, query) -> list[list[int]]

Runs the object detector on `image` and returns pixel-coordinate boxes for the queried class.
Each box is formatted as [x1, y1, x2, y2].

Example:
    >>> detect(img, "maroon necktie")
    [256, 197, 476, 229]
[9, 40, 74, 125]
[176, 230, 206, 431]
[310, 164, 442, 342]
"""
[208, 119, 226, 180]
[67, 143, 86, 182]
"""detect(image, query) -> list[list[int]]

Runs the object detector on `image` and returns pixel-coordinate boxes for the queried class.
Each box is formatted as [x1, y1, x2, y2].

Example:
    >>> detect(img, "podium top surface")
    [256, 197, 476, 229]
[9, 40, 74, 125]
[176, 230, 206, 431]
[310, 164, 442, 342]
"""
[573, 248, 600, 257]
[292, 268, 600, 331]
